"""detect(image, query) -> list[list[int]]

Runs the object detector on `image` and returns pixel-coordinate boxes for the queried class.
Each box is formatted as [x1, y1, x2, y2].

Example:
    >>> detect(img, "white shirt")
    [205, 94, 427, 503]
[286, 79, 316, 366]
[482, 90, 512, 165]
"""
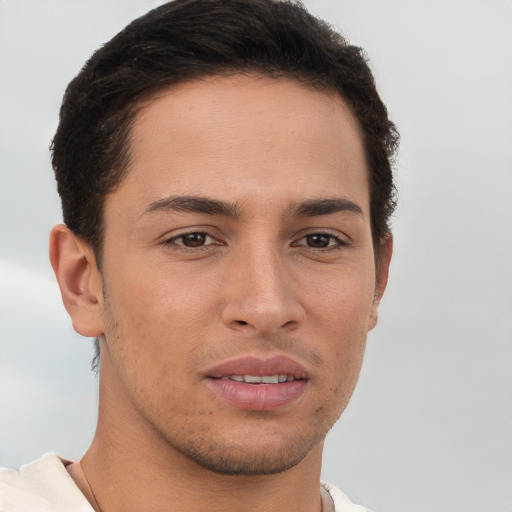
[0, 454, 371, 511]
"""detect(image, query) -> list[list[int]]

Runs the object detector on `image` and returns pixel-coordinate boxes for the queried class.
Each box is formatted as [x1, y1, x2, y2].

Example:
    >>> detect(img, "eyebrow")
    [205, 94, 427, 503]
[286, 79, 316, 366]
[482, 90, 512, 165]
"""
[142, 195, 239, 218]
[142, 195, 363, 220]
[292, 198, 364, 218]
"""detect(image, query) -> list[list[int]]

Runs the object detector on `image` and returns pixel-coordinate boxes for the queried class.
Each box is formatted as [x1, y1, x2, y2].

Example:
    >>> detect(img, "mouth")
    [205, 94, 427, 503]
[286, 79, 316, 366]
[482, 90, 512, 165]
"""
[205, 355, 309, 411]
[220, 374, 297, 384]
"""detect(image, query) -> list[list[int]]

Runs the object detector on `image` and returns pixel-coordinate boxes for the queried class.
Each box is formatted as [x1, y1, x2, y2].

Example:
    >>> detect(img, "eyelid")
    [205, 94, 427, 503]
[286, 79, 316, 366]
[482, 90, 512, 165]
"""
[166, 232, 215, 245]
[292, 230, 351, 250]
[160, 227, 223, 250]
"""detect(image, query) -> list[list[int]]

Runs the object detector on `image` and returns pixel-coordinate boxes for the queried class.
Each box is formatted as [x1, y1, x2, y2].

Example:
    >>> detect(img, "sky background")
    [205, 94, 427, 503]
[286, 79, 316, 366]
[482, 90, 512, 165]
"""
[1, 1, 511, 511]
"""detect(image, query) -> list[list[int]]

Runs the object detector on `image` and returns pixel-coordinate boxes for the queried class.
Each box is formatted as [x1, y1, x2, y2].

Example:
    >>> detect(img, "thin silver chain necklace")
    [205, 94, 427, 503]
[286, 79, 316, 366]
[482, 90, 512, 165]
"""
[79, 460, 103, 512]
[79, 461, 334, 512]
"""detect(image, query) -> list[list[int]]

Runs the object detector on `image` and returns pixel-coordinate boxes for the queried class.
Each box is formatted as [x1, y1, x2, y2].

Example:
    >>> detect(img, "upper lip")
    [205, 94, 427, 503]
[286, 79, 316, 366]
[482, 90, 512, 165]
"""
[205, 355, 308, 380]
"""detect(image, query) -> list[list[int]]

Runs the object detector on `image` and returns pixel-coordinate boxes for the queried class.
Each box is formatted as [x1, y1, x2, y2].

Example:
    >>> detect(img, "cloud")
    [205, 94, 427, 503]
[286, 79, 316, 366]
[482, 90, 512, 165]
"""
[0, 259, 67, 324]
[0, 369, 46, 416]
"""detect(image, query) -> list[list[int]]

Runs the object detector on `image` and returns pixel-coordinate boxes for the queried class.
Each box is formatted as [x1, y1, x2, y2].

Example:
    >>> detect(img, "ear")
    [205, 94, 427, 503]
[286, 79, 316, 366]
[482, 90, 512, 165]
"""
[49, 224, 105, 337]
[368, 234, 393, 331]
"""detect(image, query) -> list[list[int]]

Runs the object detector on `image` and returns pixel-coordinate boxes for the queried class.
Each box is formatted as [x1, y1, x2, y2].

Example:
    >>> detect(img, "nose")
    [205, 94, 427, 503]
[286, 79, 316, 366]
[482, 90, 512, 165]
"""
[220, 247, 305, 336]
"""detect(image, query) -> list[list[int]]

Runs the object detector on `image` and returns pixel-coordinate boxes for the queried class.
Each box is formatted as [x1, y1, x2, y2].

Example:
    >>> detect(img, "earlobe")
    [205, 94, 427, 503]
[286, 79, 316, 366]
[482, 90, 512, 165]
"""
[49, 224, 105, 337]
[368, 234, 393, 331]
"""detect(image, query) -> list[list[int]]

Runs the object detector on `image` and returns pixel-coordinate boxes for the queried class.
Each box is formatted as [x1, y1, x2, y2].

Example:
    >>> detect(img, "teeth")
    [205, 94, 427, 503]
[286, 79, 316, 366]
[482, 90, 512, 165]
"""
[227, 374, 295, 384]
[244, 375, 262, 383]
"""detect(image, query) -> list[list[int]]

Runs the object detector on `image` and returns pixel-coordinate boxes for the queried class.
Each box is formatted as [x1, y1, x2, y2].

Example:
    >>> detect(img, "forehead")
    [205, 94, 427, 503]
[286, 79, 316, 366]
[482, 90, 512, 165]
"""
[114, 74, 369, 214]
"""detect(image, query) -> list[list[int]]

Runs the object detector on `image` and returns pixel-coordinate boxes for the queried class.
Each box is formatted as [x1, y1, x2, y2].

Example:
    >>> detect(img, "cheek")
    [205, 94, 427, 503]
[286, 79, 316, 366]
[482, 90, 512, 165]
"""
[102, 265, 212, 371]
[109, 260, 207, 322]
[100, 286, 197, 420]
[304, 258, 376, 330]
[303, 260, 375, 387]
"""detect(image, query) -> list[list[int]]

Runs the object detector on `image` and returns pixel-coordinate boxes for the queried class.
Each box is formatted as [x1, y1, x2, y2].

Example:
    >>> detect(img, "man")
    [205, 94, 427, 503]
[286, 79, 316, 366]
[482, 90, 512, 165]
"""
[0, 0, 398, 510]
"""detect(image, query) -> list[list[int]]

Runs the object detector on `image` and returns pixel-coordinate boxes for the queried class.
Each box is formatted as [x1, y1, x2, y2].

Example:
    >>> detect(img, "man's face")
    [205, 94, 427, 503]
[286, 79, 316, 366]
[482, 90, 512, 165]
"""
[94, 74, 388, 475]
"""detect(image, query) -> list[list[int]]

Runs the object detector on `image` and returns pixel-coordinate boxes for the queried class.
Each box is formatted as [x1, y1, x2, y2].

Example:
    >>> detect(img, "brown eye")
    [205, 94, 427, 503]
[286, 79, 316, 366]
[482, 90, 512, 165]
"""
[293, 232, 347, 251]
[305, 234, 332, 248]
[181, 233, 207, 247]
[163, 231, 219, 251]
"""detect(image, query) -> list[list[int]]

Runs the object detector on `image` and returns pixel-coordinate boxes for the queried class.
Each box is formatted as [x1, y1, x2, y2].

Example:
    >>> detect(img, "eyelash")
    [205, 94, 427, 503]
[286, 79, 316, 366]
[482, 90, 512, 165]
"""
[162, 231, 349, 252]
[293, 233, 349, 252]
[162, 231, 219, 251]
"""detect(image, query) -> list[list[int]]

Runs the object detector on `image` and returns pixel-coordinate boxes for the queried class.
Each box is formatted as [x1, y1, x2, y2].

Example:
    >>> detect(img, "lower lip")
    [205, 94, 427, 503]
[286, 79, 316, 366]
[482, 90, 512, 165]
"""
[206, 378, 307, 411]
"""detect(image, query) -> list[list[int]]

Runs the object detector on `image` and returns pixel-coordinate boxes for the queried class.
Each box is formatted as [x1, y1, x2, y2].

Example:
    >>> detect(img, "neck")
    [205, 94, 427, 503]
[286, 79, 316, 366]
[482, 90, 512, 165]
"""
[81, 440, 324, 512]
[76, 356, 325, 512]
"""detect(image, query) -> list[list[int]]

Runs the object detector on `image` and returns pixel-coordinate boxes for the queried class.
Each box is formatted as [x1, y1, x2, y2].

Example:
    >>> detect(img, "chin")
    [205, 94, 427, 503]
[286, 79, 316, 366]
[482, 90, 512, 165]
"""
[185, 444, 314, 476]
[167, 421, 326, 476]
